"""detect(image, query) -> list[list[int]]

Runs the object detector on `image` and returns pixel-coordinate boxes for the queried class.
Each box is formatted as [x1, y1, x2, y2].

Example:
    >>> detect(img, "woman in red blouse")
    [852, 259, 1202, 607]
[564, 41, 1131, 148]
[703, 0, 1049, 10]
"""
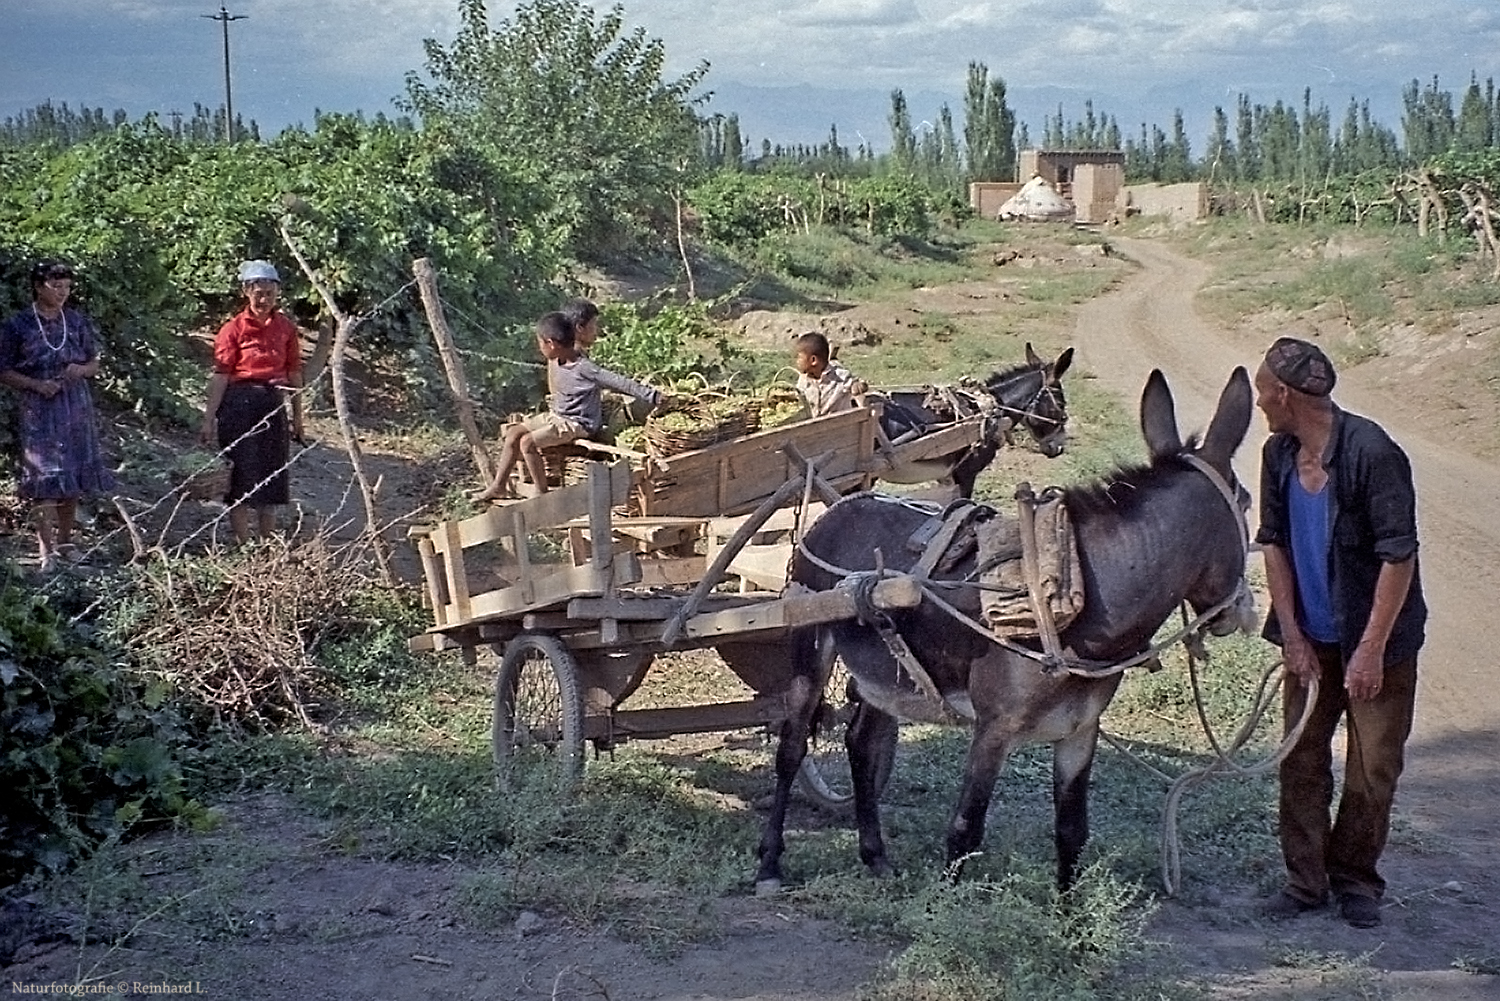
[199, 260, 304, 544]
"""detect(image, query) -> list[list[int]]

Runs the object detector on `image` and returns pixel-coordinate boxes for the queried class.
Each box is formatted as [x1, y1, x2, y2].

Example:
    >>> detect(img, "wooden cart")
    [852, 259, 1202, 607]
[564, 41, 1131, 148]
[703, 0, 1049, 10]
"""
[407, 406, 983, 801]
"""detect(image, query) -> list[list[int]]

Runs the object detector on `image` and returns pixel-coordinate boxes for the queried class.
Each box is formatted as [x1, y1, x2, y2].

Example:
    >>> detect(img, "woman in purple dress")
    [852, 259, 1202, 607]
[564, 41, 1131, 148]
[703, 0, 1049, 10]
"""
[0, 260, 115, 570]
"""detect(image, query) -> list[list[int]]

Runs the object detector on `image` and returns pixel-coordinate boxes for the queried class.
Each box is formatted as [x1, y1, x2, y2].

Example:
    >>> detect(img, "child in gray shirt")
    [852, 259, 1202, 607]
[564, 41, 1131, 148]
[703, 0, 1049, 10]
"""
[472, 311, 664, 501]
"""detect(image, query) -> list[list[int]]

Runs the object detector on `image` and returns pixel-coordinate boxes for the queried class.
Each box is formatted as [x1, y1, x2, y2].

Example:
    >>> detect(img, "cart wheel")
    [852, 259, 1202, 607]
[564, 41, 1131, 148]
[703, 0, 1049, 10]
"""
[797, 632, 856, 809]
[493, 634, 585, 790]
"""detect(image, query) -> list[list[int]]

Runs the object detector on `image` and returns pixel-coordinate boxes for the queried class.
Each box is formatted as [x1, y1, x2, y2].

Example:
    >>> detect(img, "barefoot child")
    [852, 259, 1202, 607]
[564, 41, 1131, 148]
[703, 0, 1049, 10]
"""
[472, 312, 664, 501]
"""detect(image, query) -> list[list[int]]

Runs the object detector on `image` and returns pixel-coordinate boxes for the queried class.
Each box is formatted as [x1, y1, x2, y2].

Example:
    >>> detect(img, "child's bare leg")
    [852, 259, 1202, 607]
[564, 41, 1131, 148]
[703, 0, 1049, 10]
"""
[519, 433, 548, 493]
[473, 425, 525, 501]
[229, 504, 252, 544]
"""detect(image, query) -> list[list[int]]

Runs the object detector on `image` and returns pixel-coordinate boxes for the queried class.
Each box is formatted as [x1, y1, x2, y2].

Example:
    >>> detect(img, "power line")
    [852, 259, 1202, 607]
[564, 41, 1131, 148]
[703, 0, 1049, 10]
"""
[201, 5, 247, 143]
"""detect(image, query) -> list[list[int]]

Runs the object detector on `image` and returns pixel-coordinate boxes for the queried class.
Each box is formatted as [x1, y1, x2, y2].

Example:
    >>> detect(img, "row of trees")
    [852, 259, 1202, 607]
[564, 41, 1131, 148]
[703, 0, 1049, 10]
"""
[772, 73, 1500, 190]
[1, 100, 263, 147]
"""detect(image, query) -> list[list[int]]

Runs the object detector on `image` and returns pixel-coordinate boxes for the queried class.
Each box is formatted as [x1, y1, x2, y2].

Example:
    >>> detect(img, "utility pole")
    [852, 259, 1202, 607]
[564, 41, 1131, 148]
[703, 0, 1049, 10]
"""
[202, 5, 247, 143]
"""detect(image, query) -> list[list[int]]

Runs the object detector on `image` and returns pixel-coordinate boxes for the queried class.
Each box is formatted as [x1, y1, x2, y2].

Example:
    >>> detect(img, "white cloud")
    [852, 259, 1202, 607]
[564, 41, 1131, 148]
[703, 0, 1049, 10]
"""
[6, 0, 1500, 139]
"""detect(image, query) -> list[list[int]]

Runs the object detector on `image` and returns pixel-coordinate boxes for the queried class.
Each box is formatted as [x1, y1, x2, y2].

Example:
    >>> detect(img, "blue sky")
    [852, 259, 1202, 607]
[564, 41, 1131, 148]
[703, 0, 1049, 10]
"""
[3, 0, 1500, 151]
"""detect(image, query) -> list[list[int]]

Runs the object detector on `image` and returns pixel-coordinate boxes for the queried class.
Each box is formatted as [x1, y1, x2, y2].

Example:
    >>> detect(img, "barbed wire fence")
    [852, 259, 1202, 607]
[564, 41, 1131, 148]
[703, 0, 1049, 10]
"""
[14, 255, 551, 585]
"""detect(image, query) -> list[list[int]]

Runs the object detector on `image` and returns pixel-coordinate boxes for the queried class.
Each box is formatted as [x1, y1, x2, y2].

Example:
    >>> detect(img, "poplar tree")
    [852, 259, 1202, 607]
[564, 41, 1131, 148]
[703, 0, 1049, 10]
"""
[888, 88, 917, 172]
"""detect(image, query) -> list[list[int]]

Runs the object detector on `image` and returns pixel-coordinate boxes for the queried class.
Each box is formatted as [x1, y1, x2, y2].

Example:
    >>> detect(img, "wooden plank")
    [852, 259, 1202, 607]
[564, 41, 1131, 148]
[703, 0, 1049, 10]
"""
[567, 596, 681, 621]
[593, 695, 789, 741]
[588, 462, 615, 574]
[708, 502, 825, 541]
[633, 555, 706, 588]
[660, 474, 809, 646]
[512, 506, 533, 606]
[570, 519, 704, 552]
[407, 631, 448, 653]
[416, 536, 448, 629]
[680, 575, 922, 640]
[721, 546, 792, 591]
[638, 408, 874, 517]
[461, 551, 640, 623]
[443, 519, 471, 624]
[887, 419, 984, 463]
[434, 459, 635, 549]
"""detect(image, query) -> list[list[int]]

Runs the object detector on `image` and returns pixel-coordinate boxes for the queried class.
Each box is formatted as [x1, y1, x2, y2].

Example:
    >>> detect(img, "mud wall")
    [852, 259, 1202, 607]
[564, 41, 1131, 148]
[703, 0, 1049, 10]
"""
[1121, 182, 1208, 222]
[969, 182, 1024, 219]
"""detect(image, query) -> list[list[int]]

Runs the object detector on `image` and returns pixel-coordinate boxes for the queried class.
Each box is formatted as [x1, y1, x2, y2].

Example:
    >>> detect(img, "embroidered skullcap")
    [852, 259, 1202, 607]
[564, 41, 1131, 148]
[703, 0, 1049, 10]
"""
[30, 259, 74, 284]
[1264, 336, 1336, 397]
[238, 259, 281, 284]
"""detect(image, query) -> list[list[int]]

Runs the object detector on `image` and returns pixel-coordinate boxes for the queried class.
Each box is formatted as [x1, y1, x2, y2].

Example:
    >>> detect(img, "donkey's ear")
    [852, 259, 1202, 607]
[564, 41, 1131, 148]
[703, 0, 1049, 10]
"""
[1200, 366, 1253, 471]
[1050, 346, 1074, 381]
[1140, 369, 1182, 461]
[1025, 342, 1042, 367]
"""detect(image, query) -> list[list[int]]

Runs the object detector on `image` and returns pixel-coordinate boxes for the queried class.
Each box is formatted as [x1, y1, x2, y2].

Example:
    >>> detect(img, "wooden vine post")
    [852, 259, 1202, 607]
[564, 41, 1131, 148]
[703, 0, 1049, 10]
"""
[412, 258, 496, 484]
[1457, 182, 1500, 280]
[278, 223, 395, 583]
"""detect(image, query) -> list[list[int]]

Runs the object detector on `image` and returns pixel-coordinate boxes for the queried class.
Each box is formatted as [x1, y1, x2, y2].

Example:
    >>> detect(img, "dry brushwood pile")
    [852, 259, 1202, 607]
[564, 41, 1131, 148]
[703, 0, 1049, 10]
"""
[114, 533, 380, 728]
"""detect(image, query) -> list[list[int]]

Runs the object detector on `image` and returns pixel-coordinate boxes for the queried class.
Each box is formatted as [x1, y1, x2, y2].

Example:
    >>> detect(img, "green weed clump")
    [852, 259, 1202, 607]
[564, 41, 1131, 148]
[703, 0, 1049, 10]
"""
[0, 566, 212, 883]
[867, 862, 1160, 1001]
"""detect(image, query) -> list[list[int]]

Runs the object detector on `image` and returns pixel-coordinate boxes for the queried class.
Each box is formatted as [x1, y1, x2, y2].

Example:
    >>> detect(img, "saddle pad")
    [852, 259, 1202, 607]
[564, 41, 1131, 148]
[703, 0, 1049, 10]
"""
[975, 491, 1084, 637]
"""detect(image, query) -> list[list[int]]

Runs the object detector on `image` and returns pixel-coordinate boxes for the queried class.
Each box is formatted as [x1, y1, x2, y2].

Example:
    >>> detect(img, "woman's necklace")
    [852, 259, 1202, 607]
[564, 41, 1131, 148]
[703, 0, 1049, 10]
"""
[33, 305, 69, 354]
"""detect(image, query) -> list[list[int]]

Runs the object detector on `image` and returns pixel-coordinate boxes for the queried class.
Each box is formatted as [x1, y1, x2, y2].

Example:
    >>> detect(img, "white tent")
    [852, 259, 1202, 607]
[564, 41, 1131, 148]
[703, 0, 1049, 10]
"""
[997, 176, 1074, 222]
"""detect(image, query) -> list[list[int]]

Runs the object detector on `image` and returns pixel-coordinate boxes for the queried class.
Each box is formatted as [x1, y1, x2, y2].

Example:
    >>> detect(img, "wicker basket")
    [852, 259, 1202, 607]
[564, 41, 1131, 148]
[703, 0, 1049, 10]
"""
[181, 463, 231, 501]
[644, 401, 761, 459]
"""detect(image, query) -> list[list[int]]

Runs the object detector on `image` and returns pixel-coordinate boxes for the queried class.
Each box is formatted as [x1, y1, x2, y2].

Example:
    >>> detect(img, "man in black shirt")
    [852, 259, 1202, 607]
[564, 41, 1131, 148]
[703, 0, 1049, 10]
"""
[1253, 336, 1426, 930]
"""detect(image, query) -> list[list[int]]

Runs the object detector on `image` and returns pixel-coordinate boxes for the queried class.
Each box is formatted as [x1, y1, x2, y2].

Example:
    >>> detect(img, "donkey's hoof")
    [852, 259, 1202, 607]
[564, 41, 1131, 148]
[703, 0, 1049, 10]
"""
[754, 877, 783, 897]
[867, 858, 895, 879]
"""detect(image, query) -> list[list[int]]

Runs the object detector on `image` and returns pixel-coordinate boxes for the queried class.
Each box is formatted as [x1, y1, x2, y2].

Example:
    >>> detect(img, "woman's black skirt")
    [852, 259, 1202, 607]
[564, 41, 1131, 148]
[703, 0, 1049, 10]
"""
[217, 381, 290, 506]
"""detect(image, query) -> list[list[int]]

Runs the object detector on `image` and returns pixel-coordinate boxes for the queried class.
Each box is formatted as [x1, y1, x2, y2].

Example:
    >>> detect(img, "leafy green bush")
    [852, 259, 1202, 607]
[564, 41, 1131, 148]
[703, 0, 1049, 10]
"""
[591, 300, 748, 386]
[0, 115, 563, 423]
[690, 171, 941, 244]
[0, 568, 208, 882]
[880, 864, 1154, 1000]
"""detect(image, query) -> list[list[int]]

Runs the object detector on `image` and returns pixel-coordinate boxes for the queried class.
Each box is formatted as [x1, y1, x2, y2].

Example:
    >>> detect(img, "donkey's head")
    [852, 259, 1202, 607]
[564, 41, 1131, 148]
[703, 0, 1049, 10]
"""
[1140, 366, 1257, 636]
[984, 343, 1074, 457]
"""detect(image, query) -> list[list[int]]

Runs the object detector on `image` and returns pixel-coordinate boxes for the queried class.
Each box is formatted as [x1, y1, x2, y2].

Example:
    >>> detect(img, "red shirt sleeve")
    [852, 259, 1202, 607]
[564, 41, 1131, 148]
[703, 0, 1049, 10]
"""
[212, 316, 242, 375]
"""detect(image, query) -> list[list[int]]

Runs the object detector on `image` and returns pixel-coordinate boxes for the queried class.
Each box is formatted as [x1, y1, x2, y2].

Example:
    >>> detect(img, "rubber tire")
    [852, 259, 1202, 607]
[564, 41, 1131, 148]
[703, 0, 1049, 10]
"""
[797, 633, 856, 809]
[492, 634, 585, 791]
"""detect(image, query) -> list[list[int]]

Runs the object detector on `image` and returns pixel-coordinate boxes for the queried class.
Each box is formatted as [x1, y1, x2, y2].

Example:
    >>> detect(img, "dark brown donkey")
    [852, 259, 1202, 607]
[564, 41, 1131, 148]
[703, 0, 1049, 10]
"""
[875, 343, 1074, 497]
[755, 366, 1256, 892]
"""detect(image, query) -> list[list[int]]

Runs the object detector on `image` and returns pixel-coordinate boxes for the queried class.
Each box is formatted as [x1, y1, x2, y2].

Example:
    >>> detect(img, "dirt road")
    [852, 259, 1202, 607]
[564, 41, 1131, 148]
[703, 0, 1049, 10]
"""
[1075, 237, 1500, 998]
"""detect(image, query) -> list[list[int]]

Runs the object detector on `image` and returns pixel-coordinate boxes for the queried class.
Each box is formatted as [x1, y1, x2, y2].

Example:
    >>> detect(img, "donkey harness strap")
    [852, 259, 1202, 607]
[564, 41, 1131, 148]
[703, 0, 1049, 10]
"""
[909, 499, 984, 580]
[842, 573, 945, 704]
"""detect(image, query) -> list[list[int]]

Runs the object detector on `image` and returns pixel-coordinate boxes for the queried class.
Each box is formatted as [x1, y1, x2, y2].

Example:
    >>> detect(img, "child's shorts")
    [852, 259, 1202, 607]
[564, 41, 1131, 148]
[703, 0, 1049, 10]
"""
[519, 412, 588, 448]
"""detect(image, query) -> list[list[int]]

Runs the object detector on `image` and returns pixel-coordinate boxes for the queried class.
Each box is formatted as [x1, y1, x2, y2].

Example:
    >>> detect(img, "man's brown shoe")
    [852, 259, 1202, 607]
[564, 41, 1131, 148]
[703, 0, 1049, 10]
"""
[1338, 893, 1381, 928]
[1260, 890, 1325, 920]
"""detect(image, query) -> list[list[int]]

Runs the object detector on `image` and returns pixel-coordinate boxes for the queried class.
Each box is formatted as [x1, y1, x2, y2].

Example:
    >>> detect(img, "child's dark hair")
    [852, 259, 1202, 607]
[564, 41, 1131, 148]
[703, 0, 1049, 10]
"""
[536, 311, 576, 347]
[795, 331, 830, 361]
[562, 297, 599, 328]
